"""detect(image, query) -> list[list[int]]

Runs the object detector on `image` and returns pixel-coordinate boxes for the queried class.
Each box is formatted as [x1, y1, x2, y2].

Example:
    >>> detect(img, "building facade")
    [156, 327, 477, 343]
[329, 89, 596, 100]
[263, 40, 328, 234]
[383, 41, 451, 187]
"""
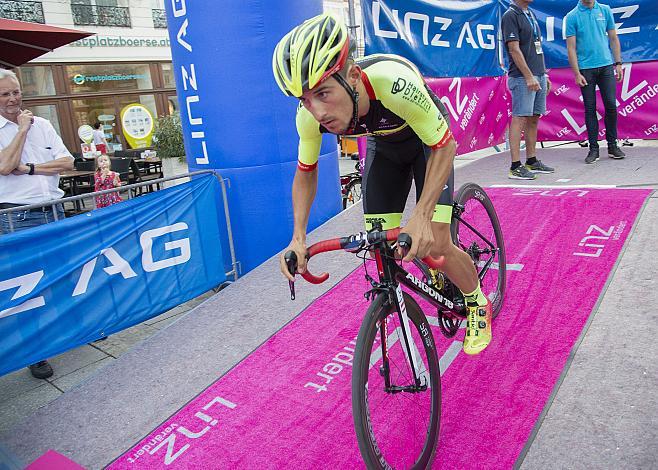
[1, 0, 175, 153]
[1, 0, 362, 154]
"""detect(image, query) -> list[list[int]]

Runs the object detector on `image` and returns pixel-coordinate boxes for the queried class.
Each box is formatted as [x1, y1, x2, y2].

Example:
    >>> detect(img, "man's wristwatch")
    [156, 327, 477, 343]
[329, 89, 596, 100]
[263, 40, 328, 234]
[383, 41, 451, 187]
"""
[614, 61, 623, 66]
[26, 162, 35, 175]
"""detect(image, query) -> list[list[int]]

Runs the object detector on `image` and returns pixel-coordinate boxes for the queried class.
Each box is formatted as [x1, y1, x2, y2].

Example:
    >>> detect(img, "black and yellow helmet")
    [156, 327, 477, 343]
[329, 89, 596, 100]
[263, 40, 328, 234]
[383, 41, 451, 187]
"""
[272, 13, 352, 98]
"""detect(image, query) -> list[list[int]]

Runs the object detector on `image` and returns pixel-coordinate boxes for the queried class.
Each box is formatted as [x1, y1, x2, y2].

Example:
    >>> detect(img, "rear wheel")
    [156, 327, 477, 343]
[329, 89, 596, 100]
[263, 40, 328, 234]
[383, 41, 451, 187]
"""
[343, 177, 362, 209]
[352, 292, 441, 469]
[451, 183, 506, 317]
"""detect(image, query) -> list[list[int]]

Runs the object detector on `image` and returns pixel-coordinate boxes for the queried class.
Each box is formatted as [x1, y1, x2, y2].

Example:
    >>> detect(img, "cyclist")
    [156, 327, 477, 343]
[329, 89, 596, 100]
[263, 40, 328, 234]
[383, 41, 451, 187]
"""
[274, 14, 492, 355]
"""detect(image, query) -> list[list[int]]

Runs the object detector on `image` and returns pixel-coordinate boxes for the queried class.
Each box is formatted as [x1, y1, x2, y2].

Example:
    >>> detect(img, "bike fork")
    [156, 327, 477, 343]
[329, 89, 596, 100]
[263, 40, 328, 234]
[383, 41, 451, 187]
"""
[391, 284, 425, 388]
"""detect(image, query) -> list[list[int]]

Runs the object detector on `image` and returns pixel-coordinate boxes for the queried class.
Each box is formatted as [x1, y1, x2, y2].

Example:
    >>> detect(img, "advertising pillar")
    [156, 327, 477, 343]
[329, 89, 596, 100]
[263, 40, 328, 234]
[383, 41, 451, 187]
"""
[165, 0, 341, 274]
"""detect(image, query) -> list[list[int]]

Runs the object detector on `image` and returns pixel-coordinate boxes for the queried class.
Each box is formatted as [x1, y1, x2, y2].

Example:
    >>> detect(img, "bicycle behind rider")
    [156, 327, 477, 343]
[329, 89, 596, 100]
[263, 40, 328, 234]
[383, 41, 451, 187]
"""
[273, 14, 492, 355]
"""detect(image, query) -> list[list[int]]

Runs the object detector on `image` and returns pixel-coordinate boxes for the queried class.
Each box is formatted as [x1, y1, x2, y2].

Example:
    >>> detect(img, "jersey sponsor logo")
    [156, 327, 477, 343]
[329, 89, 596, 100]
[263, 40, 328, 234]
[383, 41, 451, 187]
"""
[392, 79, 433, 113]
[391, 77, 407, 94]
[365, 216, 389, 229]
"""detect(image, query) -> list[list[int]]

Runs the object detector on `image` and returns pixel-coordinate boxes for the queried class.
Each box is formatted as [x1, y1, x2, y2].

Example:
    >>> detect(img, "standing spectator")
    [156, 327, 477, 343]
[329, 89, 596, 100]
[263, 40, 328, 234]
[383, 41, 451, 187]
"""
[0, 69, 73, 380]
[94, 154, 122, 208]
[92, 121, 108, 155]
[566, 0, 625, 164]
[502, 0, 555, 180]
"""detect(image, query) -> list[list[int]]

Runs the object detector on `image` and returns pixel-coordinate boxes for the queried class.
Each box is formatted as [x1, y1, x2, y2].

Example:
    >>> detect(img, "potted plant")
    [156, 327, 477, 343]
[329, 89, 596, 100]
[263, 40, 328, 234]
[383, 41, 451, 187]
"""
[152, 112, 188, 178]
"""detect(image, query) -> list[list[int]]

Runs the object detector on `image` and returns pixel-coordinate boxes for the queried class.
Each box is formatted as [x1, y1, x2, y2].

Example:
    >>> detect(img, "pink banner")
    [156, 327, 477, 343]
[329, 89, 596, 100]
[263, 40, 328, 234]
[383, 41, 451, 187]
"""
[539, 61, 658, 141]
[426, 76, 509, 154]
[356, 76, 510, 164]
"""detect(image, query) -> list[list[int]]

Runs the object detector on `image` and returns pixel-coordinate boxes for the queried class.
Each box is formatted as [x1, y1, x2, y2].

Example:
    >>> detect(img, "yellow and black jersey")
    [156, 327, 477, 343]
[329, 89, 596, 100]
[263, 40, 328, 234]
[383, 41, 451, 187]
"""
[296, 54, 452, 172]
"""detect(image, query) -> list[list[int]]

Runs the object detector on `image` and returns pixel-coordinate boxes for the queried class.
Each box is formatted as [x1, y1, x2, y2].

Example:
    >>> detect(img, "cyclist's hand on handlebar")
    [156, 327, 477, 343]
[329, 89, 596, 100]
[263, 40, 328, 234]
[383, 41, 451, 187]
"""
[399, 214, 435, 262]
[280, 240, 307, 281]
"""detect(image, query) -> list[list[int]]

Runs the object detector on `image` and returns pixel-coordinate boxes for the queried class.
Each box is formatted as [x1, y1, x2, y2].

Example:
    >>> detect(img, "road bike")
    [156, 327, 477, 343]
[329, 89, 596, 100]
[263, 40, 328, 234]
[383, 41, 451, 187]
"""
[285, 183, 506, 469]
[341, 161, 362, 209]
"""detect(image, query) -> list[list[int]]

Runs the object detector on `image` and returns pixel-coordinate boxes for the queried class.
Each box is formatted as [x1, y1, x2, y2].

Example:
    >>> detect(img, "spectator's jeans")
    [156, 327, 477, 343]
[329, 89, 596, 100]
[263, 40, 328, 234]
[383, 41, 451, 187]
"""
[0, 204, 65, 235]
[580, 65, 618, 149]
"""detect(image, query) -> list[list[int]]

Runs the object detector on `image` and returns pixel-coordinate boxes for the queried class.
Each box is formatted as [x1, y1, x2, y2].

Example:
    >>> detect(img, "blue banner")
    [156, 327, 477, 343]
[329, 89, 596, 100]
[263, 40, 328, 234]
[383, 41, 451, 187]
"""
[362, 0, 658, 77]
[362, 0, 502, 77]
[0, 174, 227, 376]
[165, 0, 340, 275]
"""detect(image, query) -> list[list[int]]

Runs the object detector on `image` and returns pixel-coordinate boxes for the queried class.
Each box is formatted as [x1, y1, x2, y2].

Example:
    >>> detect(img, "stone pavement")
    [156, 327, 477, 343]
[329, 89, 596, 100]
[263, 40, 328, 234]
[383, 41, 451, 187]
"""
[0, 290, 215, 436]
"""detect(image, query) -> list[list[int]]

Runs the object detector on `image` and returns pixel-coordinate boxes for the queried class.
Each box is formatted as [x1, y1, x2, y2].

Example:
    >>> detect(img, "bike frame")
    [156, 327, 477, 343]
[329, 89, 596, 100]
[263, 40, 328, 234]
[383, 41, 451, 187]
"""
[370, 240, 463, 391]
[287, 212, 499, 392]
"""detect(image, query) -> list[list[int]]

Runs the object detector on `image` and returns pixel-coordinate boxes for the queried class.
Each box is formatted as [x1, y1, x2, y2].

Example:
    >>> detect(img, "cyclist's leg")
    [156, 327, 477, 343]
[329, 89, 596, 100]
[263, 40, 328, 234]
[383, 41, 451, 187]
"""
[418, 146, 493, 354]
[362, 136, 413, 230]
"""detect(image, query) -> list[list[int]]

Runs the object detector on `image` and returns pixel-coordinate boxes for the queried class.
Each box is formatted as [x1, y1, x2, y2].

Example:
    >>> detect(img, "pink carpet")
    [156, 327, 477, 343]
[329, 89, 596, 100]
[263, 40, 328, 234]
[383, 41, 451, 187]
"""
[110, 187, 650, 469]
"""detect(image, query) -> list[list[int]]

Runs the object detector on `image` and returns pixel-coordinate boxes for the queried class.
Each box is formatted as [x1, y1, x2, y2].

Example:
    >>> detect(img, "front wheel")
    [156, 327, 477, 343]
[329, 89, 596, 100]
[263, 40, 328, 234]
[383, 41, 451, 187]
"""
[352, 292, 441, 469]
[451, 183, 506, 318]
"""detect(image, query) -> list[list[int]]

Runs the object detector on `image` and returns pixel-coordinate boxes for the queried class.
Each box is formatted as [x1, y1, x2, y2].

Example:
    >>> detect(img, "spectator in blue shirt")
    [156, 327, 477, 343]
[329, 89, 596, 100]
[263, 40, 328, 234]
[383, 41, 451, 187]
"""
[566, 0, 625, 164]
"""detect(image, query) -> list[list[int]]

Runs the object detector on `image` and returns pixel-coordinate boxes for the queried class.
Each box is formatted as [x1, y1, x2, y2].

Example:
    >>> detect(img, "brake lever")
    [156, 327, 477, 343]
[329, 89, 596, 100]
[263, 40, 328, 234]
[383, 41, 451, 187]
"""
[284, 251, 297, 300]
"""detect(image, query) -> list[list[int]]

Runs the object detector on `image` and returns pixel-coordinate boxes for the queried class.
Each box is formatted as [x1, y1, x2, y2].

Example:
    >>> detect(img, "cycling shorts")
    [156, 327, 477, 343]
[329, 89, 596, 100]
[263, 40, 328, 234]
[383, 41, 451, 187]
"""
[362, 133, 454, 231]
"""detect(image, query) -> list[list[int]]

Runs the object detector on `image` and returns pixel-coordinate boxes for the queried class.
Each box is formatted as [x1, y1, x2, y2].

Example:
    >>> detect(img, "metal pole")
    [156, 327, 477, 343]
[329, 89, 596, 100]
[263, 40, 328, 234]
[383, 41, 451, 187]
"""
[347, 0, 362, 56]
[347, 0, 357, 30]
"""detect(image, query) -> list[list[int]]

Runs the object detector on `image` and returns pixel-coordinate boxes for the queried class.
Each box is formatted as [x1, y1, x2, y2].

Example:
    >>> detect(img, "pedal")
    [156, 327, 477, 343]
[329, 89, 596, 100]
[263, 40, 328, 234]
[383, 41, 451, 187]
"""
[428, 268, 445, 291]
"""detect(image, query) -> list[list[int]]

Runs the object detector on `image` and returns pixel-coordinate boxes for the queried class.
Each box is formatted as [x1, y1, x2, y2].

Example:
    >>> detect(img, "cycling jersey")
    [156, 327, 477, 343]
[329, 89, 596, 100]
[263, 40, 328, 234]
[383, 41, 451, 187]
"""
[296, 54, 453, 172]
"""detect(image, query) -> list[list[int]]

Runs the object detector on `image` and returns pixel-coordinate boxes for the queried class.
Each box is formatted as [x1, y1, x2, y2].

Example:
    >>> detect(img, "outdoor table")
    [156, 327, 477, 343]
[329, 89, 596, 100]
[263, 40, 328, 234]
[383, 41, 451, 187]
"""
[59, 170, 95, 212]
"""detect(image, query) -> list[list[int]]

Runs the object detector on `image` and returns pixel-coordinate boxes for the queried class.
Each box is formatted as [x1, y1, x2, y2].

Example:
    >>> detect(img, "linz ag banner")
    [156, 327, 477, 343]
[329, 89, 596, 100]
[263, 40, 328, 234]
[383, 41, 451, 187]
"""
[363, 0, 502, 77]
[0, 174, 227, 376]
[363, 0, 658, 78]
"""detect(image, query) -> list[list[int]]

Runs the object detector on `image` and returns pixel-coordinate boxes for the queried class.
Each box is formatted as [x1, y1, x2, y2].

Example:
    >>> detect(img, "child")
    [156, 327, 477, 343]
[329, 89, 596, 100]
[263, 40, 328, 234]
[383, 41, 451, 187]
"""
[94, 155, 122, 208]
[92, 122, 108, 154]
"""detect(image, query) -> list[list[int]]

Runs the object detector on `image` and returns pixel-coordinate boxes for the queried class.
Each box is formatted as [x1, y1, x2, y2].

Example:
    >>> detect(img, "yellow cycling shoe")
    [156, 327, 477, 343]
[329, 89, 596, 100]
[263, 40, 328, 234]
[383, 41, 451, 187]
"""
[463, 300, 492, 355]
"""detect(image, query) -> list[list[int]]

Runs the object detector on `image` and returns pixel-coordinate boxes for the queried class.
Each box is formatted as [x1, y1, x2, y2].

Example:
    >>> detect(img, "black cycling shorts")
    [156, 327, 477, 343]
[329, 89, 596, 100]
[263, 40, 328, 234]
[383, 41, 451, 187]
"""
[362, 134, 454, 230]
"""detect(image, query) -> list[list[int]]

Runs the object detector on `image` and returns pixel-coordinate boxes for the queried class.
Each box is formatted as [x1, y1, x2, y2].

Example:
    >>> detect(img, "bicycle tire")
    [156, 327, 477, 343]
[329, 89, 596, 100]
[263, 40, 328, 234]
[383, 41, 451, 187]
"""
[451, 183, 506, 318]
[343, 177, 362, 209]
[352, 292, 441, 469]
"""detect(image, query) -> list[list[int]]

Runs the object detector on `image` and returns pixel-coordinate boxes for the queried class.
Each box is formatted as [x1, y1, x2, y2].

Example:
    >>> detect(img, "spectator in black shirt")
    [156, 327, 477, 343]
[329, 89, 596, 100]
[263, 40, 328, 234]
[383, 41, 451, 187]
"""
[502, 0, 555, 179]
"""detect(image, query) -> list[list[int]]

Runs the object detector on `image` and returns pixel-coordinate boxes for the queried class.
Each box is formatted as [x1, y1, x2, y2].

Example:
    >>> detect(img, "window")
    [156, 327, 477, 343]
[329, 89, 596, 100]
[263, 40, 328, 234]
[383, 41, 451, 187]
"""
[71, 0, 130, 27]
[15, 66, 55, 97]
[152, 8, 166, 28]
[71, 96, 118, 146]
[29, 104, 62, 136]
[0, 0, 45, 23]
[66, 63, 153, 94]
[167, 95, 179, 115]
[161, 63, 175, 88]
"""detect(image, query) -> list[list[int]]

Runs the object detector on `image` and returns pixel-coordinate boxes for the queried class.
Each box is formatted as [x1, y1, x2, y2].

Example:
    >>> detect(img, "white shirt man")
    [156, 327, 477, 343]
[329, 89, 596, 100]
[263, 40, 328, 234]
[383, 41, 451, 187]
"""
[0, 68, 73, 380]
[0, 114, 72, 204]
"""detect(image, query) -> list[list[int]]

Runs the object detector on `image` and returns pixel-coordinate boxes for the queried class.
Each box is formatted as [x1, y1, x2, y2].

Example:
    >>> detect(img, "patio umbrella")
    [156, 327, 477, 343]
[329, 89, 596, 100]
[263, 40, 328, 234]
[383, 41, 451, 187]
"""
[0, 18, 93, 69]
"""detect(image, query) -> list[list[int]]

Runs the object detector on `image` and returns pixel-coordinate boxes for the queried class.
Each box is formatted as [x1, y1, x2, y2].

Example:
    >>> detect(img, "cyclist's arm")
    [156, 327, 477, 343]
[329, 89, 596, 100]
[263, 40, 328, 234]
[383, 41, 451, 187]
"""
[293, 107, 323, 240]
[290, 165, 318, 239]
[280, 108, 322, 280]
